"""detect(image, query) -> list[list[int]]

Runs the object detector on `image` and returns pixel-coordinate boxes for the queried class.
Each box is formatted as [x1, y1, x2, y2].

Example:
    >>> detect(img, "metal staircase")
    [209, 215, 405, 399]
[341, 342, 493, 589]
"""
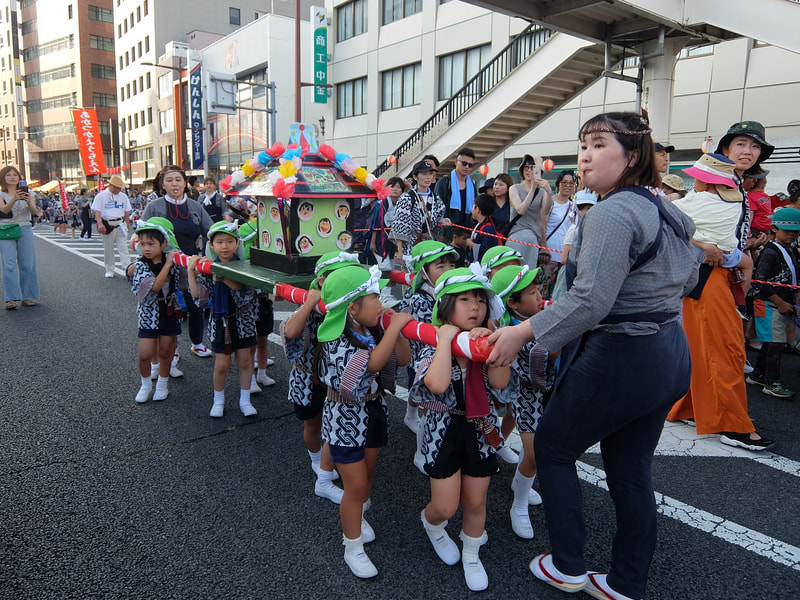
[374, 25, 625, 177]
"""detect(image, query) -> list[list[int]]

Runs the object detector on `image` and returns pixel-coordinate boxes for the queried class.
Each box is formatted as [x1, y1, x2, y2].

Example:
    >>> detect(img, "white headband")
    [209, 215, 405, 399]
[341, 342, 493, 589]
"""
[325, 265, 382, 312]
[495, 264, 530, 300]
[314, 252, 360, 275]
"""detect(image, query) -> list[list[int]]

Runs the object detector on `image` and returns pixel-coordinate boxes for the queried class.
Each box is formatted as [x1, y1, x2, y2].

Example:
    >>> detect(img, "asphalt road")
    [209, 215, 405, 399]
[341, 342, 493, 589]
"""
[1, 233, 798, 599]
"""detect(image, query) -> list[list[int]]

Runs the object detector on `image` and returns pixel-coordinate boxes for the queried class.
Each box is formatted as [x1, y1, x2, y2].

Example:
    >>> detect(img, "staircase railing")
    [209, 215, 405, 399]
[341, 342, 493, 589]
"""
[373, 23, 553, 176]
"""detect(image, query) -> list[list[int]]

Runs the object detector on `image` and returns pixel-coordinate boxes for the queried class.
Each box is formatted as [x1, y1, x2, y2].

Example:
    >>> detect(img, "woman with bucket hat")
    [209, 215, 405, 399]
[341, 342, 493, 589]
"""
[668, 121, 776, 451]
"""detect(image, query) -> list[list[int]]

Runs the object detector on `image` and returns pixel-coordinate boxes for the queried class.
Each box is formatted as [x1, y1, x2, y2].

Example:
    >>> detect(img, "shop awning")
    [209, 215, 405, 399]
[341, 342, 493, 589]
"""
[65, 183, 80, 192]
[34, 180, 60, 193]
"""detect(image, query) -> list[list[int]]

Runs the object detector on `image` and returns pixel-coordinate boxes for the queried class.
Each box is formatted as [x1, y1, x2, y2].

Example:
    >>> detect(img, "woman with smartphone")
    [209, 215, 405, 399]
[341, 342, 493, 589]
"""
[507, 155, 553, 267]
[0, 165, 42, 309]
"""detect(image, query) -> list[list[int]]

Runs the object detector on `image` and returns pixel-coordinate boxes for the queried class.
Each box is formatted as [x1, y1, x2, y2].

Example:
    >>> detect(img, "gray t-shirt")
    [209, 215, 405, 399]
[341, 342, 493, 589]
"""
[530, 189, 699, 352]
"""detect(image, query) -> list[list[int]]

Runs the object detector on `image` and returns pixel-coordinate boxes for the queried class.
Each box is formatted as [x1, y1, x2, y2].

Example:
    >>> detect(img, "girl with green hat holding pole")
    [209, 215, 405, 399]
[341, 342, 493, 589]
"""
[316, 265, 411, 579]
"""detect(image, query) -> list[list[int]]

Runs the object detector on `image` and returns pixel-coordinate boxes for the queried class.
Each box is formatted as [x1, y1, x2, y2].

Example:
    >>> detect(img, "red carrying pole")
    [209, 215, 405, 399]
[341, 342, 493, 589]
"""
[173, 251, 212, 275]
[274, 282, 492, 362]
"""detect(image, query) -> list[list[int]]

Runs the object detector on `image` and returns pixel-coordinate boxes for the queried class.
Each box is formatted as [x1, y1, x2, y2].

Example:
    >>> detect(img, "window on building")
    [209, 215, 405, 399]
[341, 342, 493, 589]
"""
[230, 7, 241, 25]
[337, 0, 367, 42]
[67, 4, 72, 19]
[337, 76, 367, 118]
[91, 63, 116, 80]
[138, 41, 142, 57]
[127, 115, 132, 129]
[131, 46, 135, 62]
[144, 0, 148, 16]
[119, 55, 123, 70]
[160, 108, 174, 133]
[25, 92, 76, 114]
[118, 24, 122, 38]
[137, 6, 141, 22]
[382, 0, 422, 25]
[146, 72, 151, 88]
[438, 44, 491, 100]
[140, 109, 145, 126]
[125, 51, 129, 66]
[134, 112, 138, 128]
[132, 80, 137, 95]
[381, 63, 421, 110]
[21, 19, 37, 35]
[158, 73, 171, 98]
[88, 5, 113, 23]
[123, 18, 127, 33]
[147, 107, 152, 124]
[89, 34, 114, 52]
[139, 75, 144, 91]
[126, 83, 131, 97]
[23, 35, 74, 60]
[144, 35, 149, 53]
[120, 86, 124, 100]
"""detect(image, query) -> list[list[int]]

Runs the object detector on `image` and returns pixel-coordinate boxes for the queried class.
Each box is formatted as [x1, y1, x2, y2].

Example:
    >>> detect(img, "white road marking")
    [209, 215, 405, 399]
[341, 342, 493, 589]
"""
[34, 231, 128, 276]
[577, 461, 800, 572]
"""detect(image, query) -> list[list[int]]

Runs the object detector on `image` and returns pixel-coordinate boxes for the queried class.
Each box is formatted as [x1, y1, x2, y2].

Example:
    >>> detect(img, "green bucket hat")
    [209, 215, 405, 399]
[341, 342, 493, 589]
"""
[771, 207, 800, 231]
[136, 217, 179, 254]
[318, 265, 389, 342]
[205, 220, 246, 261]
[238, 220, 258, 260]
[431, 266, 501, 326]
[310, 251, 362, 290]
[480, 246, 524, 275]
[411, 240, 459, 291]
[491, 265, 541, 303]
[715, 121, 775, 162]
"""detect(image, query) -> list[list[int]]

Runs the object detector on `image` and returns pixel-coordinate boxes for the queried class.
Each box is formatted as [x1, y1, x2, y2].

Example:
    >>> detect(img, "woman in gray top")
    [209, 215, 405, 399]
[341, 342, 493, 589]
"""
[506, 154, 553, 267]
[488, 112, 698, 600]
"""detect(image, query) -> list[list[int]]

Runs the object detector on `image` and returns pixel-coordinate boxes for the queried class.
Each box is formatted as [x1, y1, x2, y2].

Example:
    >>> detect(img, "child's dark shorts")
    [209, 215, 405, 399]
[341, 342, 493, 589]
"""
[138, 316, 182, 339]
[256, 296, 274, 336]
[424, 414, 497, 479]
[210, 336, 256, 355]
[294, 382, 326, 420]
[329, 399, 388, 464]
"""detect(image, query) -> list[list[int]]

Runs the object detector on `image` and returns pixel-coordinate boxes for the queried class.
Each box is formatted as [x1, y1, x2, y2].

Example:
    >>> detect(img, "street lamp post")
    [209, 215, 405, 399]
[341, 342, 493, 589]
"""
[141, 60, 188, 170]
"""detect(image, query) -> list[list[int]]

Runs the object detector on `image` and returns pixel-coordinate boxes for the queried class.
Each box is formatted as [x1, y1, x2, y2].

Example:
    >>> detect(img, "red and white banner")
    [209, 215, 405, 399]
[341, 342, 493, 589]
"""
[58, 180, 68, 210]
[97, 178, 105, 192]
[72, 108, 106, 175]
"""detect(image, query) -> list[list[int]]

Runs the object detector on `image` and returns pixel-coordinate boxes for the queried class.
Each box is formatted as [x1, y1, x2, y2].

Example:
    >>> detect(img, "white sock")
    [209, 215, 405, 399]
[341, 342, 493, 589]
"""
[511, 468, 534, 512]
[171, 353, 179, 368]
[150, 362, 158, 372]
[250, 374, 258, 386]
[213, 390, 225, 404]
[239, 388, 251, 406]
[155, 376, 169, 392]
[308, 449, 322, 464]
[140, 376, 152, 388]
[317, 468, 334, 483]
[257, 368, 267, 378]
[406, 403, 418, 420]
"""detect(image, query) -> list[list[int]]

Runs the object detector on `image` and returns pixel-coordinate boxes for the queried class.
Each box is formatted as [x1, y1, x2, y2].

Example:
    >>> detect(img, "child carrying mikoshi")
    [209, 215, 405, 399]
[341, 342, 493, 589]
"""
[491, 264, 556, 539]
[316, 265, 411, 579]
[409, 267, 517, 592]
[281, 251, 363, 504]
[131, 217, 182, 403]
[746, 207, 800, 400]
[396, 241, 457, 442]
[187, 221, 258, 418]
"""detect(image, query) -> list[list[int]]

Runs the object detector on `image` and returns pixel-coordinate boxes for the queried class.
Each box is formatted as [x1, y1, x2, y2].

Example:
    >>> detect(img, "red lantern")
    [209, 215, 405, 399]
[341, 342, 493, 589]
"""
[479, 164, 489, 176]
[543, 158, 555, 172]
[387, 154, 397, 165]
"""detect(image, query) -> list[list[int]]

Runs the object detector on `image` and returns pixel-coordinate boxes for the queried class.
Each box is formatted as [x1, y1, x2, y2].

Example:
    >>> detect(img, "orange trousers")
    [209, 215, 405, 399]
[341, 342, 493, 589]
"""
[667, 267, 755, 435]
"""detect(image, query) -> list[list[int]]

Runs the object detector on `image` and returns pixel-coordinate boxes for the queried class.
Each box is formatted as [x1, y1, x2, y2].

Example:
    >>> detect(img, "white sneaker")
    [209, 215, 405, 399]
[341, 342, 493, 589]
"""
[266, 358, 274, 367]
[152, 386, 169, 402]
[421, 509, 460, 566]
[104, 272, 114, 278]
[249, 381, 262, 394]
[510, 508, 534, 539]
[314, 479, 344, 504]
[169, 365, 183, 378]
[343, 536, 378, 579]
[191, 345, 213, 357]
[361, 517, 375, 543]
[413, 450, 427, 475]
[743, 360, 754, 374]
[497, 446, 520, 464]
[135, 386, 151, 403]
[528, 488, 543, 506]
[149, 364, 158, 380]
[256, 373, 276, 387]
[210, 403, 224, 418]
[240, 401, 257, 417]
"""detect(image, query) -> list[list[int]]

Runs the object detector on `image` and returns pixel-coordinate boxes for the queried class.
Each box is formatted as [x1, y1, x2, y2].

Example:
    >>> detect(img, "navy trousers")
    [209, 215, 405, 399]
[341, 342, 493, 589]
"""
[534, 320, 691, 599]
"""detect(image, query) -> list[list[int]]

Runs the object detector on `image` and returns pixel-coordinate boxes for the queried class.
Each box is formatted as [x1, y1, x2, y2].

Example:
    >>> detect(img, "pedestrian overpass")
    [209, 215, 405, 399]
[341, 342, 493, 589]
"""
[374, 0, 800, 177]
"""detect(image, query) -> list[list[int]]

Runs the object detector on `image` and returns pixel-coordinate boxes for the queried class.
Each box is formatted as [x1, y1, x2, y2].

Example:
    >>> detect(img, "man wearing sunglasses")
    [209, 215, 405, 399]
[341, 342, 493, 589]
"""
[435, 147, 479, 230]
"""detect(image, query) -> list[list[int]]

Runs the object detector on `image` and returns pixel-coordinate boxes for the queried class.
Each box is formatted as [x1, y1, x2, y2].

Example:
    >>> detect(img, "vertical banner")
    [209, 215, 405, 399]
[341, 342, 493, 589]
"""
[58, 180, 68, 210]
[311, 6, 327, 104]
[71, 109, 106, 175]
[98, 177, 105, 192]
[189, 60, 204, 170]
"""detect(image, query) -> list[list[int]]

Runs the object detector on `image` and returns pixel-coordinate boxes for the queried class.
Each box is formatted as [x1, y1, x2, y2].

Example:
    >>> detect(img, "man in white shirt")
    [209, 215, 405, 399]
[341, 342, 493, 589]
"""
[92, 175, 132, 278]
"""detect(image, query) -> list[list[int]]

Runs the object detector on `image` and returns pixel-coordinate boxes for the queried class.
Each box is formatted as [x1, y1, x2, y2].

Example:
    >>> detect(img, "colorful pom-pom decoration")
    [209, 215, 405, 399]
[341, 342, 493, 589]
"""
[318, 144, 337, 162]
[479, 164, 489, 176]
[542, 158, 555, 172]
[388, 154, 397, 165]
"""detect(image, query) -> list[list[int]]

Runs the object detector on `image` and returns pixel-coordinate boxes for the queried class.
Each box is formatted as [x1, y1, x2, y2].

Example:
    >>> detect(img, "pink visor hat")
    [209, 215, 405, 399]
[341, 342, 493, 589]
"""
[682, 153, 737, 188]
